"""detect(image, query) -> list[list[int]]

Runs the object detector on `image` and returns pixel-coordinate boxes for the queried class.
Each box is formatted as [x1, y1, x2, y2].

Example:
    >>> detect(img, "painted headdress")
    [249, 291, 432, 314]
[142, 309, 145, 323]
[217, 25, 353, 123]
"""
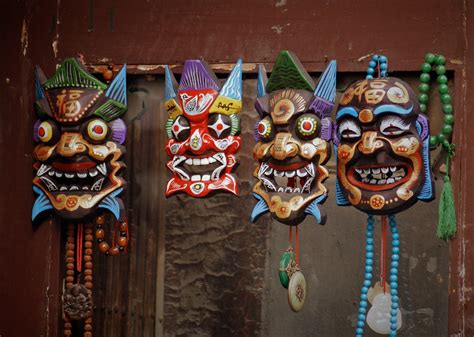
[164, 59, 242, 197]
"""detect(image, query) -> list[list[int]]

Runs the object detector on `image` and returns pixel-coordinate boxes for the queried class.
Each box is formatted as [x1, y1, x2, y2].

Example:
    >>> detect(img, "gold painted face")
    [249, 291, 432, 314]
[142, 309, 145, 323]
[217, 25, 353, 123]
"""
[253, 89, 330, 224]
[335, 78, 427, 214]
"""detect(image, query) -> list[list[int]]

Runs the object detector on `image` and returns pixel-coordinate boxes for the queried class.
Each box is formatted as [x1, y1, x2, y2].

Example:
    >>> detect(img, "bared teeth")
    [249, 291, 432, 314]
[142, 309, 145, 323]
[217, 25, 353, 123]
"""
[354, 166, 407, 185]
[65, 173, 75, 178]
[260, 163, 316, 194]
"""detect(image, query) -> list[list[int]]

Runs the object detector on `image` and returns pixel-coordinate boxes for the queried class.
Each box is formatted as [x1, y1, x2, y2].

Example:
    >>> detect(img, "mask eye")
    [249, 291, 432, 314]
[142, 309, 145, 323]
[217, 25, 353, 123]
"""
[86, 119, 109, 142]
[296, 114, 320, 139]
[256, 117, 274, 142]
[208, 113, 232, 138]
[36, 120, 59, 144]
[379, 115, 410, 136]
[338, 119, 361, 140]
[171, 116, 190, 141]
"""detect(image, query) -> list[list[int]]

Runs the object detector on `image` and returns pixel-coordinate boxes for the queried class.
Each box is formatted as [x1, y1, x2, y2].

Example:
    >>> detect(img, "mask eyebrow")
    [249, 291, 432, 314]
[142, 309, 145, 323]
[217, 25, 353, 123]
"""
[373, 104, 413, 116]
[336, 107, 358, 120]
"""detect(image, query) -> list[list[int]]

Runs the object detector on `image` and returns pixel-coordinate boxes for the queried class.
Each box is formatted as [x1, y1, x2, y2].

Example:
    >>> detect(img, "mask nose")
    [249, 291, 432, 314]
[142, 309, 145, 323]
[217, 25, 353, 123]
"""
[189, 129, 203, 152]
[358, 131, 384, 155]
[270, 132, 299, 160]
[56, 133, 87, 157]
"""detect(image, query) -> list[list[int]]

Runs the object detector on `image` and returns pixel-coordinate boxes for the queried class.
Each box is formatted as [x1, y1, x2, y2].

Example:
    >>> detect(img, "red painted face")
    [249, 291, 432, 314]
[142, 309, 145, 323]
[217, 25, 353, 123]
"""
[164, 60, 243, 197]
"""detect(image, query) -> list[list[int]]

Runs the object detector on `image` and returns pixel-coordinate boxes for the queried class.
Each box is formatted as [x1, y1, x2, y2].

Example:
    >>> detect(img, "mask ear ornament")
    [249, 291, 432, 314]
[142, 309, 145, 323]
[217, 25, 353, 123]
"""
[164, 59, 243, 198]
[251, 51, 336, 312]
[335, 55, 444, 336]
[32, 58, 129, 336]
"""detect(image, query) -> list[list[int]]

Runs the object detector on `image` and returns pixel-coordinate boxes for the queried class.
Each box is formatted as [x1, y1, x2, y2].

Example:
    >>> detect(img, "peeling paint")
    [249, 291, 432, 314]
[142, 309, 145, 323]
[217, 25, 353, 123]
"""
[450, 59, 464, 65]
[5, 78, 10, 84]
[275, 0, 287, 7]
[427, 257, 437, 273]
[409, 256, 419, 270]
[21, 19, 28, 56]
[271, 23, 290, 34]
[97, 57, 112, 63]
[52, 35, 59, 58]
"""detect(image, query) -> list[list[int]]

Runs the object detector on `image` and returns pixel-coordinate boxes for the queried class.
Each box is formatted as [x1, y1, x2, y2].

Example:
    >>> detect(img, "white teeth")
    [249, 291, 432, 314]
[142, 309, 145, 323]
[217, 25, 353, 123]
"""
[378, 179, 386, 185]
[293, 188, 301, 193]
[185, 158, 193, 165]
[278, 187, 284, 192]
[360, 173, 368, 179]
[40, 176, 57, 191]
[305, 163, 315, 177]
[285, 171, 296, 178]
[48, 170, 55, 176]
[363, 169, 371, 174]
[370, 179, 377, 184]
[89, 169, 98, 177]
[77, 172, 87, 178]
[55, 171, 63, 178]
[261, 177, 277, 191]
[390, 167, 397, 172]
[214, 153, 226, 164]
[97, 163, 107, 176]
[387, 178, 395, 184]
[193, 158, 200, 165]
[191, 175, 200, 181]
[355, 169, 362, 174]
[372, 168, 380, 174]
[274, 170, 285, 177]
[37, 164, 52, 176]
[208, 157, 217, 163]
[70, 185, 79, 191]
[202, 174, 210, 181]
[285, 187, 293, 193]
[265, 168, 274, 176]
[65, 173, 75, 178]
[381, 167, 389, 174]
[91, 178, 104, 191]
[296, 169, 307, 177]
[60, 186, 67, 191]
[201, 158, 209, 165]
[82, 186, 89, 191]
[362, 178, 369, 183]
[395, 177, 401, 181]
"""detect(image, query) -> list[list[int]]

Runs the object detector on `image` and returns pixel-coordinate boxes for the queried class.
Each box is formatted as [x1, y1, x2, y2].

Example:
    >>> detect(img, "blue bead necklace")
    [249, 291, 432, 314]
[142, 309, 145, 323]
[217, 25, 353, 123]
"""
[366, 54, 388, 79]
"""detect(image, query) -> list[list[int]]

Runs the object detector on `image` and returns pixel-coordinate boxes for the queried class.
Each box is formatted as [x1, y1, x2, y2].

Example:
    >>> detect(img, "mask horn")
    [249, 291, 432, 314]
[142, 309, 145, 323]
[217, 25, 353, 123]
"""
[35, 66, 46, 101]
[165, 65, 178, 101]
[219, 58, 243, 101]
[310, 60, 337, 118]
[257, 64, 267, 98]
[94, 65, 127, 121]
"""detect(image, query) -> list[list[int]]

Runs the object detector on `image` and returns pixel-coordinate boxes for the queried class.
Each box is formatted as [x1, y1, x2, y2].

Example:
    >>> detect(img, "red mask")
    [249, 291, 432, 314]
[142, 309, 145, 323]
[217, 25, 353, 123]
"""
[164, 60, 242, 197]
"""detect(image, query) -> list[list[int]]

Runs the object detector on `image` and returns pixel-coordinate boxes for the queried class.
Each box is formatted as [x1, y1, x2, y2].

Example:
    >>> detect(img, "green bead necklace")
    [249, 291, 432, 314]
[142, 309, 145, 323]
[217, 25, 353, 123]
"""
[419, 53, 457, 241]
[418, 53, 455, 151]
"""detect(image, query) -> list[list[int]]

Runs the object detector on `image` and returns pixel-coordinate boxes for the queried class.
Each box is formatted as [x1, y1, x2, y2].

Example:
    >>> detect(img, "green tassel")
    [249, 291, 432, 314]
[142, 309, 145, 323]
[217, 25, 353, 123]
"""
[437, 173, 457, 240]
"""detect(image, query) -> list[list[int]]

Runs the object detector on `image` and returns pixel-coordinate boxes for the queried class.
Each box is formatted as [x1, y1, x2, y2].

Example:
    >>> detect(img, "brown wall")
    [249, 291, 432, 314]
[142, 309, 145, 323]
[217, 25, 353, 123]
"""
[0, 0, 471, 336]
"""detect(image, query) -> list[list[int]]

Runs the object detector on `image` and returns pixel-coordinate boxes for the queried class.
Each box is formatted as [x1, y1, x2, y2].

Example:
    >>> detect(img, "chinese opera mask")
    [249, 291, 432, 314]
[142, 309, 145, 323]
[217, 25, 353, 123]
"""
[164, 59, 242, 197]
[32, 58, 128, 336]
[251, 51, 336, 225]
[33, 58, 127, 222]
[335, 77, 434, 214]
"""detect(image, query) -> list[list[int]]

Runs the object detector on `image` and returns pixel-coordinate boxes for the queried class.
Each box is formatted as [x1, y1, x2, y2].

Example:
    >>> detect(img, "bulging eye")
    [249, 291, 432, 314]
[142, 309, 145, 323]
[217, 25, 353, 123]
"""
[171, 116, 190, 141]
[296, 114, 319, 139]
[86, 119, 109, 142]
[338, 119, 361, 140]
[36, 120, 59, 144]
[379, 115, 410, 136]
[256, 117, 274, 141]
[208, 113, 232, 138]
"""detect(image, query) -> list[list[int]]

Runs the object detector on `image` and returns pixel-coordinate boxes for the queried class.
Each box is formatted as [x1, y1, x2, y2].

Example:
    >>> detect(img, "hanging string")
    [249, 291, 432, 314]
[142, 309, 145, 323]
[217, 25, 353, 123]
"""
[76, 223, 83, 273]
[289, 225, 293, 245]
[295, 225, 299, 265]
[381, 216, 387, 293]
[355, 214, 375, 337]
[389, 214, 400, 336]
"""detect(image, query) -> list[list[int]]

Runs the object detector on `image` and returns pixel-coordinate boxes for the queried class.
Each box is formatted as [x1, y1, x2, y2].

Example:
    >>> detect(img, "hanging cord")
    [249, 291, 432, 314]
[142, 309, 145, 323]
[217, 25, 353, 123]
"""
[381, 216, 387, 293]
[355, 215, 375, 337]
[295, 225, 299, 265]
[76, 223, 83, 273]
[388, 215, 400, 337]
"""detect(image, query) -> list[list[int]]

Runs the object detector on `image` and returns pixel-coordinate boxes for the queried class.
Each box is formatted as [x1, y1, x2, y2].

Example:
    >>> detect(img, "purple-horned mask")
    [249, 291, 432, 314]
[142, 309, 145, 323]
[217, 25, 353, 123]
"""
[251, 51, 336, 225]
[334, 77, 434, 214]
